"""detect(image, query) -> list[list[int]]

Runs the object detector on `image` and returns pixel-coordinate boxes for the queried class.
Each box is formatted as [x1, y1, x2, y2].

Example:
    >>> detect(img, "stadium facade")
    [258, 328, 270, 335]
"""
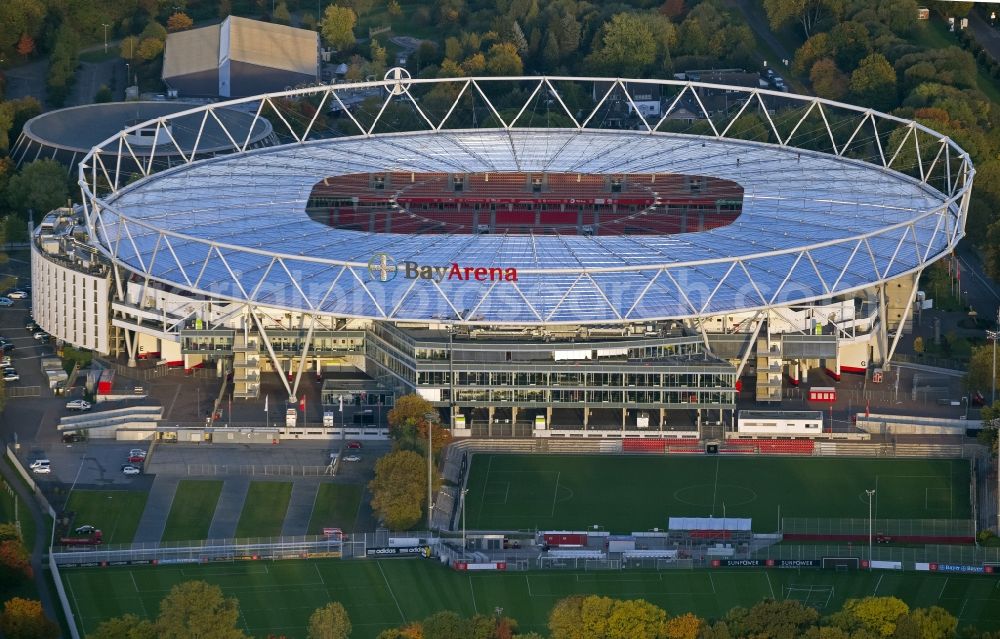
[32, 75, 972, 438]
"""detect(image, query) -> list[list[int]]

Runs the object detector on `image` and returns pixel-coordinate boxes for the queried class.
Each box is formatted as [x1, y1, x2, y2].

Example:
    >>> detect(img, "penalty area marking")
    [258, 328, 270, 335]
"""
[551, 472, 561, 517]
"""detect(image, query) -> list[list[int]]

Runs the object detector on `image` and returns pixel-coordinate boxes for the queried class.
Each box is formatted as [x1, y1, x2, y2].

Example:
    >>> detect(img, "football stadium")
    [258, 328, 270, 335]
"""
[33, 74, 972, 436]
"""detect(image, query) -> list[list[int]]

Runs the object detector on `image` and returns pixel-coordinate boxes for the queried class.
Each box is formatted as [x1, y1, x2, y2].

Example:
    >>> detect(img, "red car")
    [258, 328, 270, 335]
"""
[347, 441, 362, 449]
[128, 454, 145, 463]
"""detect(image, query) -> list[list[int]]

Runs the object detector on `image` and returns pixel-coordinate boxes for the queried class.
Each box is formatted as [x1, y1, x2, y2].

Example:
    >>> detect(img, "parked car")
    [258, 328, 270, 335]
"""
[121, 465, 140, 475]
[62, 433, 84, 443]
[32, 332, 46, 340]
[128, 454, 145, 463]
[0, 298, 12, 307]
[74, 524, 96, 535]
[346, 441, 363, 449]
[30, 460, 50, 474]
[66, 399, 92, 411]
[7, 291, 27, 299]
[1, 357, 11, 367]
[343, 455, 361, 462]
[3, 372, 19, 382]
[129, 449, 146, 458]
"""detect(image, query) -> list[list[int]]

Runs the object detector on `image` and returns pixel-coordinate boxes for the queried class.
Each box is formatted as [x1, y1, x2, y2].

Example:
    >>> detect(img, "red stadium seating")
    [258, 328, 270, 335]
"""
[311, 172, 742, 236]
[722, 439, 815, 455]
[623, 438, 667, 453]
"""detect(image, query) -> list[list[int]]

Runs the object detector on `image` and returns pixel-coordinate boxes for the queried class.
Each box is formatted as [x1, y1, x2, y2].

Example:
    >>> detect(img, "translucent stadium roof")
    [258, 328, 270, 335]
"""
[80, 76, 972, 324]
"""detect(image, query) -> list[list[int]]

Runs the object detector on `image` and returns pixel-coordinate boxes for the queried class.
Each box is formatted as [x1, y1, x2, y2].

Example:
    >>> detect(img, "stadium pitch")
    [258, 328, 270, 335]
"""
[62, 558, 1000, 638]
[463, 455, 972, 532]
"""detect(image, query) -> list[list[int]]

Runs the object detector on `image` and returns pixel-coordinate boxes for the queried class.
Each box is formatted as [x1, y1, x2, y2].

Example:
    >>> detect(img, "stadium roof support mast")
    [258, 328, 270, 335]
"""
[885, 271, 923, 368]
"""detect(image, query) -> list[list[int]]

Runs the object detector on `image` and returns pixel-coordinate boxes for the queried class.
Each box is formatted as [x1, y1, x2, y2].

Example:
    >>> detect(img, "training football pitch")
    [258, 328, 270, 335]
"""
[463, 455, 972, 531]
[62, 558, 1000, 638]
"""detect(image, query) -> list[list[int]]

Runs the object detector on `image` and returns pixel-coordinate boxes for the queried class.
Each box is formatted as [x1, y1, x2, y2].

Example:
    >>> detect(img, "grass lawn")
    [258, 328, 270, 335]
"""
[62, 558, 1000, 638]
[464, 455, 971, 532]
[307, 483, 364, 534]
[64, 490, 148, 545]
[160, 480, 223, 542]
[234, 482, 293, 538]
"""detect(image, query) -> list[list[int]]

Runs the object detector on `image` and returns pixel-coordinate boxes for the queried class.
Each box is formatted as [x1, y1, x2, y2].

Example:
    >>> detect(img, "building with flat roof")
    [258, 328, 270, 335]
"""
[162, 16, 319, 97]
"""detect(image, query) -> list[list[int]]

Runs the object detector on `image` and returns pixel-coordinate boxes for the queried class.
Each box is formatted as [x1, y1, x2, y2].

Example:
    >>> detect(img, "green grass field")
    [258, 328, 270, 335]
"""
[464, 455, 971, 532]
[64, 490, 148, 545]
[234, 482, 293, 538]
[61, 558, 1000, 638]
[307, 483, 364, 534]
[161, 480, 223, 542]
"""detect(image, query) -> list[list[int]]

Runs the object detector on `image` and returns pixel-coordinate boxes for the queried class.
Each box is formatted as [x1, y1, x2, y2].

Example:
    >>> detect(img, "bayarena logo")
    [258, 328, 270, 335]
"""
[368, 253, 518, 283]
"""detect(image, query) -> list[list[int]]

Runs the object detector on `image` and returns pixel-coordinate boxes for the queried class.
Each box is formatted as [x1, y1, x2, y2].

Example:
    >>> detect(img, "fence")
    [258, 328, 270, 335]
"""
[183, 464, 331, 476]
[782, 517, 974, 540]
[752, 543, 1000, 566]
[96, 359, 217, 381]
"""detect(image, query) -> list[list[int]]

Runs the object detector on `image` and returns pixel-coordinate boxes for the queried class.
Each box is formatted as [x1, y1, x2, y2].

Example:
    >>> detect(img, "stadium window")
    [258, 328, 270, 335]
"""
[611, 177, 622, 193]
[373, 175, 385, 190]
[453, 176, 464, 192]
[532, 177, 542, 193]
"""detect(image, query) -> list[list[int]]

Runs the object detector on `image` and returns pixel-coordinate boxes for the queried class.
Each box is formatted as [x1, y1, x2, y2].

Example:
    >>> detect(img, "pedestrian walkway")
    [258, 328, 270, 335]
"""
[132, 475, 180, 543]
[280, 480, 322, 536]
[207, 477, 251, 540]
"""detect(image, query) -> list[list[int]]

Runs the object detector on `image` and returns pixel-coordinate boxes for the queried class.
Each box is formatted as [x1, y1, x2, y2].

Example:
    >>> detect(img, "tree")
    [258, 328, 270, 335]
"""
[907, 606, 957, 639]
[6, 160, 68, 221]
[792, 32, 833, 76]
[307, 602, 351, 639]
[388, 394, 434, 431]
[849, 53, 897, 112]
[485, 42, 523, 75]
[828, 21, 871, 71]
[762, 0, 845, 38]
[664, 612, 703, 639]
[370, 38, 388, 75]
[913, 336, 924, 354]
[586, 13, 656, 76]
[15, 33, 35, 57]
[725, 600, 820, 639]
[369, 450, 428, 529]
[388, 0, 402, 18]
[541, 31, 560, 68]
[660, 0, 686, 19]
[301, 12, 317, 30]
[166, 12, 194, 31]
[0, 598, 58, 639]
[273, 2, 291, 25]
[966, 345, 1000, 396]
[831, 597, 910, 637]
[141, 20, 168, 43]
[978, 402, 999, 456]
[810, 58, 849, 100]
[154, 581, 248, 639]
[120, 35, 140, 61]
[137, 37, 164, 61]
[0, 0, 45, 54]
[218, 0, 232, 18]
[95, 84, 113, 102]
[321, 5, 357, 51]
[0, 539, 31, 588]
[600, 597, 668, 639]
[91, 614, 157, 639]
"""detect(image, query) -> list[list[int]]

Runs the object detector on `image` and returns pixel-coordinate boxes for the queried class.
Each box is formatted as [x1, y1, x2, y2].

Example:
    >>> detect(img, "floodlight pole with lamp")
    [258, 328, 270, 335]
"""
[425, 411, 436, 530]
[102, 23, 110, 53]
[988, 309, 999, 405]
[461, 487, 468, 558]
[866, 489, 876, 569]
